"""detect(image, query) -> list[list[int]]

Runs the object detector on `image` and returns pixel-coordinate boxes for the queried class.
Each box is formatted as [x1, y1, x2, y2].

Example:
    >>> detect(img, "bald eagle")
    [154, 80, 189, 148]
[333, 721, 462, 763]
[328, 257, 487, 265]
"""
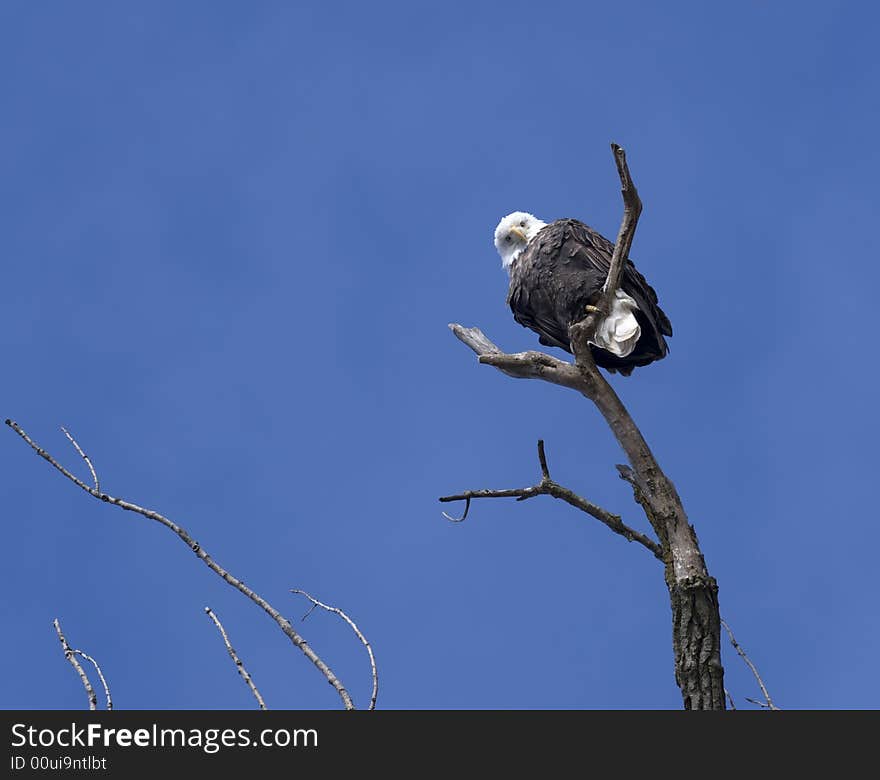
[494, 212, 672, 376]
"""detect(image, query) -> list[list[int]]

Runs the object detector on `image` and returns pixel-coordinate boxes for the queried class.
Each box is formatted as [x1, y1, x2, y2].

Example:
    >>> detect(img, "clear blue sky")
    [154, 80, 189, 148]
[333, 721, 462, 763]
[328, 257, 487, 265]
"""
[2, 1, 878, 710]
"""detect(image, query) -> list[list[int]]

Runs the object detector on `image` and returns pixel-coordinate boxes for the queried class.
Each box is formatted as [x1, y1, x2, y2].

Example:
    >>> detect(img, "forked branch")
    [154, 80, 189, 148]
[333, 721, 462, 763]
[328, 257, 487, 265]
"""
[440, 440, 662, 559]
[7, 420, 355, 710]
[76, 649, 113, 710]
[52, 618, 99, 710]
[292, 589, 379, 711]
[61, 426, 99, 493]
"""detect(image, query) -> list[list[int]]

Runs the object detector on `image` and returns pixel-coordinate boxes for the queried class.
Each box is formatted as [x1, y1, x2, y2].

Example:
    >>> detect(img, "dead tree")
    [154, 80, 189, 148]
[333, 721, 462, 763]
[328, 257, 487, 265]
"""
[7, 421, 378, 710]
[440, 144, 725, 710]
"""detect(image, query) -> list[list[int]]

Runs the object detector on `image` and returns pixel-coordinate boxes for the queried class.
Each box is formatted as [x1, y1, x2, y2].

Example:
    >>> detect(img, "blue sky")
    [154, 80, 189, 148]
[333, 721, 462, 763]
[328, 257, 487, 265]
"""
[2, 1, 879, 710]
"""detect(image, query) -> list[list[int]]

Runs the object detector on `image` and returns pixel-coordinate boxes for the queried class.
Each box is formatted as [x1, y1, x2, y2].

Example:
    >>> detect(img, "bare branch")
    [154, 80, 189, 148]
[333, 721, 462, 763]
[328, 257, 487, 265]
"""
[441, 487, 544, 503]
[60, 426, 100, 493]
[450, 326, 575, 385]
[74, 650, 113, 710]
[205, 607, 267, 710]
[445, 322, 718, 584]
[7, 419, 355, 710]
[537, 439, 550, 480]
[569, 143, 642, 365]
[724, 688, 737, 711]
[292, 590, 379, 711]
[447, 324, 505, 357]
[52, 619, 97, 711]
[602, 143, 642, 301]
[441, 495, 471, 523]
[440, 440, 663, 559]
[721, 619, 779, 711]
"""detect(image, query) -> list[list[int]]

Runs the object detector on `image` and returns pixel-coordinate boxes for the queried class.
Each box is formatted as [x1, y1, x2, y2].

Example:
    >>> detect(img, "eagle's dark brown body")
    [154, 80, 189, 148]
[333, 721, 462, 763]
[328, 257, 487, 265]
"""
[506, 219, 672, 375]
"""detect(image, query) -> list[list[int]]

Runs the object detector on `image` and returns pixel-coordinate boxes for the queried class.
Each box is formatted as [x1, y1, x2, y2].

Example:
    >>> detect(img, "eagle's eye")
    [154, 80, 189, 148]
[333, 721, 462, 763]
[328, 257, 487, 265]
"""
[519, 220, 526, 227]
[506, 235, 512, 242]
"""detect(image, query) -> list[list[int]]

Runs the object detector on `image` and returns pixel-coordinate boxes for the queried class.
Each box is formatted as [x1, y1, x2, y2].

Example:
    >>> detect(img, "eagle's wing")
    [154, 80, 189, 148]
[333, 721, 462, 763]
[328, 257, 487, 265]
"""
[507, 220, 608, 352]
[507, 269, 571, 351]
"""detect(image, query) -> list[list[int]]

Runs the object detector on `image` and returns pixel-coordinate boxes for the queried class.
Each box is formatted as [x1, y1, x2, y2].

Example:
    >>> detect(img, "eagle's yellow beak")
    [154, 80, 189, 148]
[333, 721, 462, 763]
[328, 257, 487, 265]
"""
[509, 226, 527, 242]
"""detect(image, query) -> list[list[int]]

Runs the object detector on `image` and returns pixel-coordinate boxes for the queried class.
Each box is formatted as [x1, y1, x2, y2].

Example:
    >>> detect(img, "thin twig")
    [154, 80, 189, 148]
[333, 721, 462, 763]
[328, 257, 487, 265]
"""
[7, 419, 355, 710]
[602, 143, 642, 302]
[60, 426, 99, 493]
[568, 143, 642, 364]
[537, 439, 550, 480]
[721, 619, 779, 711]
[291, 589, 379, 711]
[52, 619, 97, 711]
[440, 440, 663, 559]
[724, 688, 737, 711]
[441, 495, 471, 523]
[75, 650, 113, 710]
[205, 607, 267, 710]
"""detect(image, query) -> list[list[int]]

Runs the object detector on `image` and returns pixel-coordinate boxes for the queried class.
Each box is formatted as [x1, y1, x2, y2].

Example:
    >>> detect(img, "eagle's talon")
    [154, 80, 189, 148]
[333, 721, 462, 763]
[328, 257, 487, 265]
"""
[584, 304, 605, 315]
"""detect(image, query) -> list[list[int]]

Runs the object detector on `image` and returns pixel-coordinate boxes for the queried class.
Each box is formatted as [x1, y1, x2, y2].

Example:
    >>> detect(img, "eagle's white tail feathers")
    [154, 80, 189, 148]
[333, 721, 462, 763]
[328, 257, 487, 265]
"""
[591, 290, 641, 357]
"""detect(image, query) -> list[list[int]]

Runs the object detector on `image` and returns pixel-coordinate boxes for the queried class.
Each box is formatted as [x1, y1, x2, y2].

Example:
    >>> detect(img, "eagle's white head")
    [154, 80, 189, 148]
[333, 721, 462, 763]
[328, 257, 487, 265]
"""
[494, 211, 548, 272]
